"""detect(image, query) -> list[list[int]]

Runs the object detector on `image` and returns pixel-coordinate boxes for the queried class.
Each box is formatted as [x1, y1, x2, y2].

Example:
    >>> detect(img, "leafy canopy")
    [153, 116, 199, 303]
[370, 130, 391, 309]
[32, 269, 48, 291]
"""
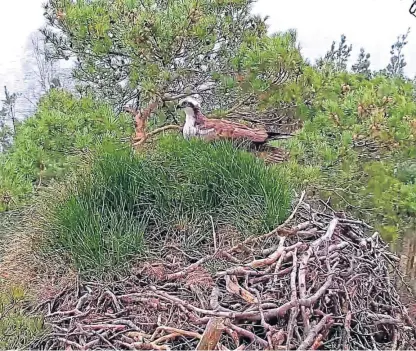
[42, 0, 309, 130]
[43, 0, 267, 108]
[278, 68, 416, 240]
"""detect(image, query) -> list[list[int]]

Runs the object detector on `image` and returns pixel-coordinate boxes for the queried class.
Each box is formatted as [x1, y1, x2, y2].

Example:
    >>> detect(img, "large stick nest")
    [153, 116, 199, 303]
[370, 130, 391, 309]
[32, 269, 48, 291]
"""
[34, 195, 416, 350]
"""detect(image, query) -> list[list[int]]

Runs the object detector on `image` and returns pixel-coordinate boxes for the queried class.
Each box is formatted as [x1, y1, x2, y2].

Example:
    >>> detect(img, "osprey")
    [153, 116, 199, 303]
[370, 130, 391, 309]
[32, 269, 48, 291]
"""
[176, 96, 288, 163]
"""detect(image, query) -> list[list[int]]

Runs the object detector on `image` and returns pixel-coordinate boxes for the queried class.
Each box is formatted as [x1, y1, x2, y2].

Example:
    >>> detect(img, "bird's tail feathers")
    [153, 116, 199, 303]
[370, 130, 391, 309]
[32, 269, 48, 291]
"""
[266, 131, 292, 140]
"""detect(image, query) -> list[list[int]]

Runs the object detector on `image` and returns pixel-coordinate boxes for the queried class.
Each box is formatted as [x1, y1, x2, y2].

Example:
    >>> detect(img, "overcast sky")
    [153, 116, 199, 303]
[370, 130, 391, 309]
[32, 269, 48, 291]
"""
[253, 0, 416, 76]
[1, 0, 416, 88]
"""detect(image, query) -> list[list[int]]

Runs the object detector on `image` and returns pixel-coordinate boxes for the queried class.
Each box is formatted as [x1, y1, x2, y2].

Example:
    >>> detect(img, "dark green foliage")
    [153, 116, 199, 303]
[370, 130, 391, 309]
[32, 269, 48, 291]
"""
[386, 28, 410, 78]
[0, 90, 133, 211]
[277, 70, 416, 240]
[42, 0, 267, 108]
[0, 86, 19, 151]
[42, 0, 307, 131]
[42, 136, 292, 277]
[316, 34, 352, 72]
[396, 160, 416, 185]
[214, 30, 306, 113]
[352, 48, 371, 77]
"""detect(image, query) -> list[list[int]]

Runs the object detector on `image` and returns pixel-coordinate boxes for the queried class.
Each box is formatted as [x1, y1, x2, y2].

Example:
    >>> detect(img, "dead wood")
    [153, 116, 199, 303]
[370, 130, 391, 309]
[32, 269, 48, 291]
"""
[196, 318, 226, 350]
[34, 195, 416, 350]
[124, 100, 181, 149]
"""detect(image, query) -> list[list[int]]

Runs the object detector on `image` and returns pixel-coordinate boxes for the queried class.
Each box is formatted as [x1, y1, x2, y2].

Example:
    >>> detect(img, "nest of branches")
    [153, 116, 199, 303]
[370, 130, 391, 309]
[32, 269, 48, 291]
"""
[34, 195, 416, 351]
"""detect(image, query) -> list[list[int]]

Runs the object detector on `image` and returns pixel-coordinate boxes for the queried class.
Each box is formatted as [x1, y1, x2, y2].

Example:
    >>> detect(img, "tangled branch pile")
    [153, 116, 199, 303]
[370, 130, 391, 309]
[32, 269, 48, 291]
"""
[35, 197, 416, 350]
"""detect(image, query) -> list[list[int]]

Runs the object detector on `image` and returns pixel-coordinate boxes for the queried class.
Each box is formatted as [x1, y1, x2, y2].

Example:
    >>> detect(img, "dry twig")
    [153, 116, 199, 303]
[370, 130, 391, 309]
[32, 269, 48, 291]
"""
[36, 195, 416, 351]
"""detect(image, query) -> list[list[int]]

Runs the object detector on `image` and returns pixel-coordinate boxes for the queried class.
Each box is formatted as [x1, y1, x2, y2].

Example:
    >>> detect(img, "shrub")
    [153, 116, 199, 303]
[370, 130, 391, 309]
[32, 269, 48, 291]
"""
[276, 70, 416, 239]
[42, 135, 292, 277]
[0, 89, 133, 211]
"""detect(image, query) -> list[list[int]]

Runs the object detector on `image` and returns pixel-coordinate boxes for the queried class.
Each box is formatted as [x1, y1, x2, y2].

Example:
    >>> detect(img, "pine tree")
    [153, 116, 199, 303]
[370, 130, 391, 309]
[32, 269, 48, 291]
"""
[351, 48, 371, 77]
[386, 28, 410, 77]
[41, 0, 306, 125]
[0, 87, 19, 151]
[41, 0, 268, 110]
[0, 112, 12, 152]
[317, 34, 352, 72]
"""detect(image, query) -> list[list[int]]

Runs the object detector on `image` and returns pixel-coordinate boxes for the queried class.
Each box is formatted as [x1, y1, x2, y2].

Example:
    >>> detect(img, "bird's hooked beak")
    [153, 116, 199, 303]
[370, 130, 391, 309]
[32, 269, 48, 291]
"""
[176, 100, 187, 110]
[176, 97, 199, 112]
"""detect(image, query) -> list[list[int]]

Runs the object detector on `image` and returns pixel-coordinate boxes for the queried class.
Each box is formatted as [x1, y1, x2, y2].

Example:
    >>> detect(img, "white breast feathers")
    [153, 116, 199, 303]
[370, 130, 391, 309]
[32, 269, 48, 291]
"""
[183, 122, 198, 139]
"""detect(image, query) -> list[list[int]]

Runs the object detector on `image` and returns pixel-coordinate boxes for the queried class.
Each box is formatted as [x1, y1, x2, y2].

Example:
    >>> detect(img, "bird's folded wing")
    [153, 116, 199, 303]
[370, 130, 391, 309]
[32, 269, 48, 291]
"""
[197, 116, 269, 143]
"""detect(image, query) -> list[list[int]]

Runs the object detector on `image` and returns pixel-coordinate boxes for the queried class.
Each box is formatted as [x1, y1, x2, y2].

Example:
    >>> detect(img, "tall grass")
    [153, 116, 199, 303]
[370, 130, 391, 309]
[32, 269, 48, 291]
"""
[43, 135, 292, 277]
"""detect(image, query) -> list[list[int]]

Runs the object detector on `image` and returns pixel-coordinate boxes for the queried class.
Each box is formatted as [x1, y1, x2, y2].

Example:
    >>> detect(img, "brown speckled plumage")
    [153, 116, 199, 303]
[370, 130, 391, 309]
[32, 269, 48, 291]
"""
[177, 97, 288, 164]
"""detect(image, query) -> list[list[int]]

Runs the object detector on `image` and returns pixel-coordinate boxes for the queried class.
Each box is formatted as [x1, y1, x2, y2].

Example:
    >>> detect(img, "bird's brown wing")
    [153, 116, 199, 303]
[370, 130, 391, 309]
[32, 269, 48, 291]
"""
[196, 114, 269, 143]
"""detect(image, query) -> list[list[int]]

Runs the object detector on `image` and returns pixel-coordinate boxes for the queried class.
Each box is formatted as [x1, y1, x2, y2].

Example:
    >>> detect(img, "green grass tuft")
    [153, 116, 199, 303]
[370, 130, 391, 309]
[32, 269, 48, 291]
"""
[0, 287, 45, 349]
[42, 135, 292, 277]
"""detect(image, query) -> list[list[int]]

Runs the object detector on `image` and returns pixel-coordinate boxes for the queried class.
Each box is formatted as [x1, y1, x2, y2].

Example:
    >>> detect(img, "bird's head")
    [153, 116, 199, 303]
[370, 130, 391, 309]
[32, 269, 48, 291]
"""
[176, 96, 201, 116]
